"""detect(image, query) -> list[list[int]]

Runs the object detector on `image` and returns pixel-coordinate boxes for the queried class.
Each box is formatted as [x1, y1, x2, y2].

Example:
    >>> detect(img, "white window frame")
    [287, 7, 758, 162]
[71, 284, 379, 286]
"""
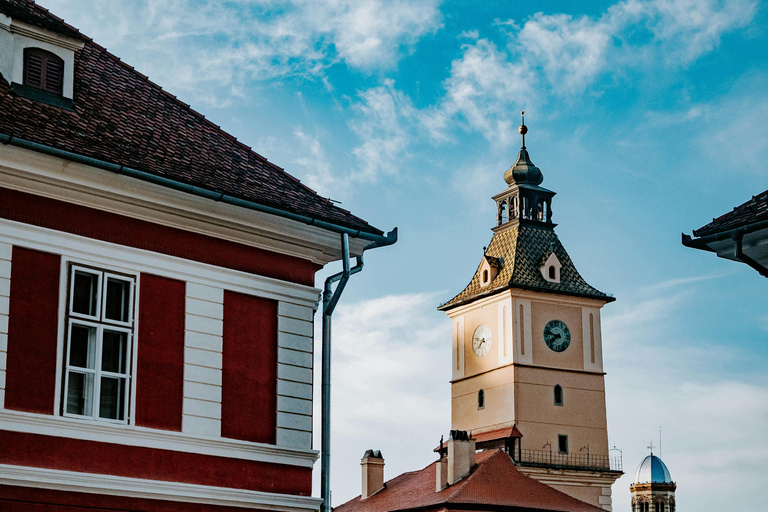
[62, 264, 136, 424]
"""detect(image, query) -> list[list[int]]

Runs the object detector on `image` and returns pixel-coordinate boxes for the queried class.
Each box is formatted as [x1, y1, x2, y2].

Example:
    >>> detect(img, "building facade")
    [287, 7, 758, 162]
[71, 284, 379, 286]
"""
[438, 118, 622, 510]
[0, 0, 391, 509]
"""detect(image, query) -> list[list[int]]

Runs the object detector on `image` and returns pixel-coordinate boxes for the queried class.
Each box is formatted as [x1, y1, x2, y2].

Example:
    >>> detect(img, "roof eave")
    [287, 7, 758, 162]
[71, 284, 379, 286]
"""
[439, 283, 615, 312]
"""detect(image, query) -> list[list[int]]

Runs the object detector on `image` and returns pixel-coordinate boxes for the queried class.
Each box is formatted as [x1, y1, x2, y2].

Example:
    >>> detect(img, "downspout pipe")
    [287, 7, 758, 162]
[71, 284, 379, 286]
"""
[0, 132, 397, 246]
[322, 234, 386, 512]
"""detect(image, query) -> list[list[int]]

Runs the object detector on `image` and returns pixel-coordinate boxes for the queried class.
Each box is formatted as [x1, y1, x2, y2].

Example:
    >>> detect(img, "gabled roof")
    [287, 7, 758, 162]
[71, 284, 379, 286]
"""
[692, 189, 768, 237]
[0, 0, 381, 235]
[439, 225, 612, 310]
[335, 450, 603, 512]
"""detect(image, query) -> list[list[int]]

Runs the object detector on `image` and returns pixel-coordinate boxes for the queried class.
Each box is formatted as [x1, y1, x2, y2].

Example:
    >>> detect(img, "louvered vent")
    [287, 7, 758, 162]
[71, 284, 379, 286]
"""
[23, 48, 64, 95]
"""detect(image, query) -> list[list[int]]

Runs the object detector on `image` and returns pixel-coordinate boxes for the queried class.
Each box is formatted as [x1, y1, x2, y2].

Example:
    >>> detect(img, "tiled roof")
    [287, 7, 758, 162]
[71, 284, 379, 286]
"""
[0, 0, 381, 235]
[439, 224, 611, 310]
[692, 189, 768, 238]
[335, 450, 603, 512]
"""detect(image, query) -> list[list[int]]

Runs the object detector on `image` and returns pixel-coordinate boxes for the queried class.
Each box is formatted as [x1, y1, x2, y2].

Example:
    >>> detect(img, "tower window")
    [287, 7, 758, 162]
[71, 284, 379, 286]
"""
[24, 48, 64, 95]
[478, 389, 485, 409]
[558, 434, 568, 454]
[554, 384, 563, 406]
[483, 269, 489, 283]
[656, 503, 664, 512]
[548, 265, 555, 279]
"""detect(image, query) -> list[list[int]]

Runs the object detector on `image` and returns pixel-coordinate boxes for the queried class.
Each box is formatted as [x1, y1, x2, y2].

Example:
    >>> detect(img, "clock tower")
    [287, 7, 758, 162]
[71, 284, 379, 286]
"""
[438, 114, 622, 511]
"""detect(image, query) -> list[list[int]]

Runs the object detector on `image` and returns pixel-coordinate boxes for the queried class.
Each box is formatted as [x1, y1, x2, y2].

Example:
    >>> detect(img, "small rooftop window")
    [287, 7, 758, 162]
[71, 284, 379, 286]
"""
[24, 48, 64, 96]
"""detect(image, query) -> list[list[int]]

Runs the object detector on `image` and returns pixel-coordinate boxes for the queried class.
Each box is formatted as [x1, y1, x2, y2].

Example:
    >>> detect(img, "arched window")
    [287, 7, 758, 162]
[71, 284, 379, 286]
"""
[24, 48, 64, 95]
[478, 389, 485, 409]
[548, 265, 556, 279]
[554, 384, 563, 406]
[511, 197, 518, 219]
[656, 502, 664, 512]
[483, 269, 489, 283]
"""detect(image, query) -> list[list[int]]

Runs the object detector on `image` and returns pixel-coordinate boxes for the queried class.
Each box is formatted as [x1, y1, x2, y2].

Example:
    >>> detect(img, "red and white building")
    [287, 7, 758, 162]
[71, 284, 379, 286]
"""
[0, 0, 391, 509]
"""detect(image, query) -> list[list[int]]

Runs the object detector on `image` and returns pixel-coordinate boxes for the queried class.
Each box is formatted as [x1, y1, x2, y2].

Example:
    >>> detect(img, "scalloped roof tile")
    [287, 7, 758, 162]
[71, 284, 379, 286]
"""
[440, 224, 611, 310]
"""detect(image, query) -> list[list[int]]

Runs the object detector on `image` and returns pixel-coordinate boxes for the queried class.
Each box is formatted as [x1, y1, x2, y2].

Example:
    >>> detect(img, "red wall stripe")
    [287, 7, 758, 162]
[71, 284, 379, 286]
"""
[222, 291, 278, 444]
[0, 187, 320, 286]
[0, 485, 274, 511]
[5, 247, 61, 414]
[135, 274, 185, 431]
[0, 430, 312, 495]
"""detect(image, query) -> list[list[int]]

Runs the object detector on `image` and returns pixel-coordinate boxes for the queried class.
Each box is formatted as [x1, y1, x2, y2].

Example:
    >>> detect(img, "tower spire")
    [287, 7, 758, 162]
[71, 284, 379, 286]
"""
[520, 110, 527, 149]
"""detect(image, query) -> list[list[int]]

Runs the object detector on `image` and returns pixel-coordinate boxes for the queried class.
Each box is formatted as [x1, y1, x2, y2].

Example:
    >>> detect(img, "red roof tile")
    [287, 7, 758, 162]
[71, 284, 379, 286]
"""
[693, 189, 768, 238]
[0, 0, 381, 235]
[335, 450, 603, 512]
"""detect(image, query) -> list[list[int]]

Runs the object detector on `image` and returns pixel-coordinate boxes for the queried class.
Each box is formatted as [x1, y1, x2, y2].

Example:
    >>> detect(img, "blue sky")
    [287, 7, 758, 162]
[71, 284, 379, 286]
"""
[43, 0, 767, 510]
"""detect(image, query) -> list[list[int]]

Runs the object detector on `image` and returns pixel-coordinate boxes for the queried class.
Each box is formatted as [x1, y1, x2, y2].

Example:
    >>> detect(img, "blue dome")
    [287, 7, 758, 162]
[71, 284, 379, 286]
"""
[633, 455, 672, 484]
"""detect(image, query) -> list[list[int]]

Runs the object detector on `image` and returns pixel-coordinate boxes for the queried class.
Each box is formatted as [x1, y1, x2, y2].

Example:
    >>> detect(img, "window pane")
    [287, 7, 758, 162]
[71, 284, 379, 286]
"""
[104, 277, 131, 322]
[72, 270, 99, 316]
[69, 324, 96, 369]
[102, 330, 128, 373]
[99, 377, 125, 420]
[66, 372, 93, 416]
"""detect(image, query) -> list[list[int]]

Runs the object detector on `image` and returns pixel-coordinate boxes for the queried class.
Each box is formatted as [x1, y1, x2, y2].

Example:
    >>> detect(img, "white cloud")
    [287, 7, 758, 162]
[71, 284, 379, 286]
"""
[44, 0, 442, 103]
[350, 80, 416, 182]
[434, 0, 757, 142]
[292, 128, 338, 196]
[311, 292, 451, 504]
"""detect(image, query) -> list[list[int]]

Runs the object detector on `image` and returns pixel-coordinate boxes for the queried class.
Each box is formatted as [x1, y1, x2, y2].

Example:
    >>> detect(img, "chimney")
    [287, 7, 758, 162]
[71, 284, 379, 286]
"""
[447, 430, 476, 485]
[436, 435, 448, 492]
[361, 449, 385, 499]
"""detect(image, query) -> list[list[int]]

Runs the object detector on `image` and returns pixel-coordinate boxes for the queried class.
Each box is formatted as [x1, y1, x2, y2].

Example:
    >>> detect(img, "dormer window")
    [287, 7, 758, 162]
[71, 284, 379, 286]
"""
[479, 255, 501, 287]
[540, 252, 561, 284]
[24, 48, 64, 95]
[0, 16, 83, 109]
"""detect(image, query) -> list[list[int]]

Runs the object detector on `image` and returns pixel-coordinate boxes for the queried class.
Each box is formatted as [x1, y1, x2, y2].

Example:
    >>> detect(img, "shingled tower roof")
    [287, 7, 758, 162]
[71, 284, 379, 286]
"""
[439, 116, 611, 311]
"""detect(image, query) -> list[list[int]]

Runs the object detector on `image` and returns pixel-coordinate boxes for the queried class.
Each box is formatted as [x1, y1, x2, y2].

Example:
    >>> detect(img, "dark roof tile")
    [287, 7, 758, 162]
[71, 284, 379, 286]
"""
[0, 0, 381, 235]
[693, 189, 768, 238]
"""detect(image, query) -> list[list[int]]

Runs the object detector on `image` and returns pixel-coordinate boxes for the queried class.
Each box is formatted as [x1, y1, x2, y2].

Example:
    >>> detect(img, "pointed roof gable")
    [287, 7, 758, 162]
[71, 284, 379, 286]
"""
[0, 0, 381, 235]
[439, 225, 612, 311]
[335, 450, 603, 512]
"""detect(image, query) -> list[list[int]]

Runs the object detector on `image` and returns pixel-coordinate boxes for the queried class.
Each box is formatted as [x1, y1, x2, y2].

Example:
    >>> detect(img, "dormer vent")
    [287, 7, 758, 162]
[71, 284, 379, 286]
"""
[480, 255, 501, 287]
[540, 252, 561, 283]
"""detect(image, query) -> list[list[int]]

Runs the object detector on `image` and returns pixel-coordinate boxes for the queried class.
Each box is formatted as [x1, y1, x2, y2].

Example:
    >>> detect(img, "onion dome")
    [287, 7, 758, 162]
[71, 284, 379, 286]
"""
[504, 111, 543, 186]
[633, 455, 673, 484]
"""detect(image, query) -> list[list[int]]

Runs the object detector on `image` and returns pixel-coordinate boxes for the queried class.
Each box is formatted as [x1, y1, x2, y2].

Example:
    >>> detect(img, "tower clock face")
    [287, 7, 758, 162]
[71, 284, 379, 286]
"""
[543, 320, 570, 352]
[472, 324, 492, 357]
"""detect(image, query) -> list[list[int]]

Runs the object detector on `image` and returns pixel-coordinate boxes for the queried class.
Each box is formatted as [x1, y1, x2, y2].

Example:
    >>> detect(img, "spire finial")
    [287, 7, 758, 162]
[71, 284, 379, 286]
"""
[519, 110, 528, 149]
[648, 441, 655, 455]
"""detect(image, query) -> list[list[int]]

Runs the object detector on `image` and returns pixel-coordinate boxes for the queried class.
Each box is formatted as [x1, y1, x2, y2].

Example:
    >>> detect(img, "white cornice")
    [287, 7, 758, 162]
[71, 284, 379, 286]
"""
[0, 409, 318, 468]
[0, 464, 323, 511]
[0, 219, 321, 308]
[0, 144, 369, 265]
[444, 288, 607, 318]
[9, 19, 85, 51]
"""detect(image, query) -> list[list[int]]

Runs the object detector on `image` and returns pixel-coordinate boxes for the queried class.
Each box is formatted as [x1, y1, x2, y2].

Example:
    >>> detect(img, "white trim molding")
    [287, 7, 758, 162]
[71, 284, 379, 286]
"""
[0, 409, 318, 467]
[0, 240, 9, 409]
[0, 463, 323, 511]
[0, 143, 370, 264]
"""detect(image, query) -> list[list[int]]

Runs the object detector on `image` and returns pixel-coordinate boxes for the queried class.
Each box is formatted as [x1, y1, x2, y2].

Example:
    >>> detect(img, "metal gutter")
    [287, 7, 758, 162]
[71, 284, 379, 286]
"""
[0, 132, 397, 246]
[682, 221, 768, 277]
